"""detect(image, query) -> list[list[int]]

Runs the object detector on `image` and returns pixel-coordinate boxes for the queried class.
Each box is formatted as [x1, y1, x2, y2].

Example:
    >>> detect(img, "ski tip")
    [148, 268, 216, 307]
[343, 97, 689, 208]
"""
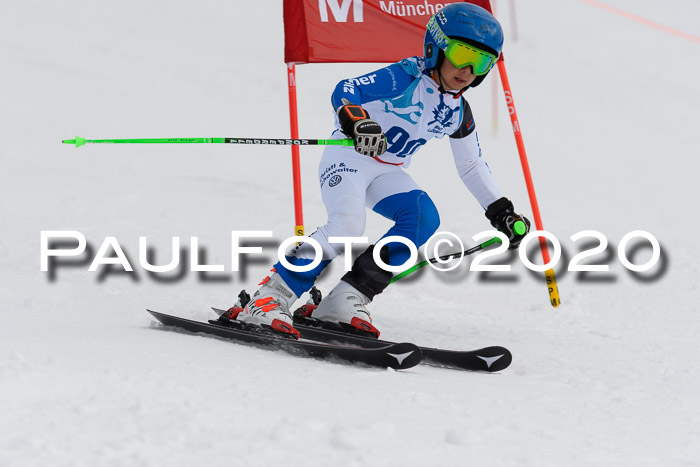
[384, 342, 423, 370]
[146, 309, 161, 321]
[146, 309, 172, 326]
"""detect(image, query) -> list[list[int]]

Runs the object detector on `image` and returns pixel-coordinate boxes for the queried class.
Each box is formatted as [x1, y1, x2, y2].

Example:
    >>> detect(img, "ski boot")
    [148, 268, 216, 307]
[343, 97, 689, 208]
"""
[221, 270, 300, 339]
[295, 281, 380, 338]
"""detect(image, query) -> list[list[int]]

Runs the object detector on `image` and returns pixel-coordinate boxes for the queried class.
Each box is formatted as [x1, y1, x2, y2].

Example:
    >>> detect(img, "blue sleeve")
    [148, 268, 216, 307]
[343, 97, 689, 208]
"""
[331, 62, 415, 110]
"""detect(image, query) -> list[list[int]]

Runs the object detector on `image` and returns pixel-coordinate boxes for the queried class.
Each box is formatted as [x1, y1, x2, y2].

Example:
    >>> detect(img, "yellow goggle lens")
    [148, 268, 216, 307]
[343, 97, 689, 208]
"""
[444, 41, 497, 76]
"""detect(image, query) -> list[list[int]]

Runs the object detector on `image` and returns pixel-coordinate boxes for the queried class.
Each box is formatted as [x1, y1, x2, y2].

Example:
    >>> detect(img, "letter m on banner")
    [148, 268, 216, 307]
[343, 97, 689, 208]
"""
[318, 0, 364, 23]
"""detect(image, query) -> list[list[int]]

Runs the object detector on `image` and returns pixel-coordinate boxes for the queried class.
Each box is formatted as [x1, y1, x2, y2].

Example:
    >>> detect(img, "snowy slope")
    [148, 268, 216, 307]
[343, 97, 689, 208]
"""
[2, 0, 699, 465]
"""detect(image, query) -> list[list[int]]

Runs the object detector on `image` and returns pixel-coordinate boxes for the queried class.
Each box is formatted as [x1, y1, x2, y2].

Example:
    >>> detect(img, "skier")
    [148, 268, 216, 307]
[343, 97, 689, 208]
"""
[231, 3, 531, 339]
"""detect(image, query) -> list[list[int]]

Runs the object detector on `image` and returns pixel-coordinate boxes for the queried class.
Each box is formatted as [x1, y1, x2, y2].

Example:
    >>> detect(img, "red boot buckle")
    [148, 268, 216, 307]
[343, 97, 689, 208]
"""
[350, 317, 380, 338]
[271, 319, 301, 340]
[225, 306, 243, 320]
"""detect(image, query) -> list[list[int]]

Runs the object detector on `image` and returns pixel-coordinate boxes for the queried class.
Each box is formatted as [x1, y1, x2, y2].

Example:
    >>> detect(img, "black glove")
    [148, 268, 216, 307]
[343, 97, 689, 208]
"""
[337, 104, 387, 157]
[485, 197, 531, 250]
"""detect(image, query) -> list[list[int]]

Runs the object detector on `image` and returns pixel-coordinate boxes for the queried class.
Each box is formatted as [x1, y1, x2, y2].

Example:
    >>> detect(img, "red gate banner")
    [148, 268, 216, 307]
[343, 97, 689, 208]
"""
[284, 0, 493, 64]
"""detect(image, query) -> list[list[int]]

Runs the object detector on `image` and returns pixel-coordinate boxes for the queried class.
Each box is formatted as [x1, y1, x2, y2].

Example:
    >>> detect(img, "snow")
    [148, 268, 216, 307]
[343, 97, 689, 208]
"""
[2, 0, 699, 465]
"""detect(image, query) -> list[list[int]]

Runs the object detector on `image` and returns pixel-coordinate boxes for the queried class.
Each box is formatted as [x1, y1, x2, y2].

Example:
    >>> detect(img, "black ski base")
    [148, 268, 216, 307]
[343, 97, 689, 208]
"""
[148, 310, 422, 370]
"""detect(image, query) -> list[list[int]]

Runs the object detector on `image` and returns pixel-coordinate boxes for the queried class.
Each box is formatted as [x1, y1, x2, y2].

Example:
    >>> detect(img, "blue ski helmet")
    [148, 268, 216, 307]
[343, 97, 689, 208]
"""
[424, 3, 503, 86]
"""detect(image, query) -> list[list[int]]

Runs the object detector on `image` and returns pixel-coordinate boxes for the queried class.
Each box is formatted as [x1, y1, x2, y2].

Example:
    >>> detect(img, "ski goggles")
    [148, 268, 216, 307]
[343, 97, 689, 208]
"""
[443, 40, 498, 75]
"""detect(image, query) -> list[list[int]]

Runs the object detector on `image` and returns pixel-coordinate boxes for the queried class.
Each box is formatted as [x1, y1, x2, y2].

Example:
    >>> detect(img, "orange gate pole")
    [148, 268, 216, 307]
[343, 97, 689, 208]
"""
[287, 63, 304, 237]
[497, 59, 561, 307]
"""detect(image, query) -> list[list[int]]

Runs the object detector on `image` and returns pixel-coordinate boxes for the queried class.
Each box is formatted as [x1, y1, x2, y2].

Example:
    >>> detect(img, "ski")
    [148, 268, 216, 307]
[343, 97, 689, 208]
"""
[212, 307, 512, 372]
[147, 310, 423, 370]
[295, 322, 511, 372]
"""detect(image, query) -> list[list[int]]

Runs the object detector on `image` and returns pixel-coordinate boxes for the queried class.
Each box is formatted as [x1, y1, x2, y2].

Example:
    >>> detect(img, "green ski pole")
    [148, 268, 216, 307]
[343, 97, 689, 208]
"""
[390, 220, 527, 284]
[62, 136, 355, 148]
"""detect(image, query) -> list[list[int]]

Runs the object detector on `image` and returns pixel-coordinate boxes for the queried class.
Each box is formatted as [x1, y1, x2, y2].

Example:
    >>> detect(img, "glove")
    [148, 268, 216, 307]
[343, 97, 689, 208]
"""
[485, 197, 531, 250]
[337, 104, 387, 157]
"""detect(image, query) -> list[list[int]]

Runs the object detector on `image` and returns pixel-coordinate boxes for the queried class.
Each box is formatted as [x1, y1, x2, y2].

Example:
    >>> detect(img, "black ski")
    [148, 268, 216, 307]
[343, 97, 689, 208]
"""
[212, 307, 512, 372]
[294, 323, 511, 372]
[147, 310, 422, 370]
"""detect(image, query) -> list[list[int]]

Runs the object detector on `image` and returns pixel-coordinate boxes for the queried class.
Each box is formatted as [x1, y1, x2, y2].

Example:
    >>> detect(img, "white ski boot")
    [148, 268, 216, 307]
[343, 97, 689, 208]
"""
[229, 270, 300, 339]
[311, 281, 380, 337]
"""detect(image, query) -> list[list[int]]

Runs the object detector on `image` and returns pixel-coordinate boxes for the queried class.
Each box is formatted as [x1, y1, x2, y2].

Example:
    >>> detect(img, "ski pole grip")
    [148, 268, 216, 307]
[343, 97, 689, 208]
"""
[321, 139, 355, 146]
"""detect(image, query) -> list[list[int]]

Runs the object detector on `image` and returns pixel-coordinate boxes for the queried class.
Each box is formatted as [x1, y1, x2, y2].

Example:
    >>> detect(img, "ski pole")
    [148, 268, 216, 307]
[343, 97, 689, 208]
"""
[391, 237, 500, 283]
[390, 220, 527, 284]
[61, 136, 354, 148]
